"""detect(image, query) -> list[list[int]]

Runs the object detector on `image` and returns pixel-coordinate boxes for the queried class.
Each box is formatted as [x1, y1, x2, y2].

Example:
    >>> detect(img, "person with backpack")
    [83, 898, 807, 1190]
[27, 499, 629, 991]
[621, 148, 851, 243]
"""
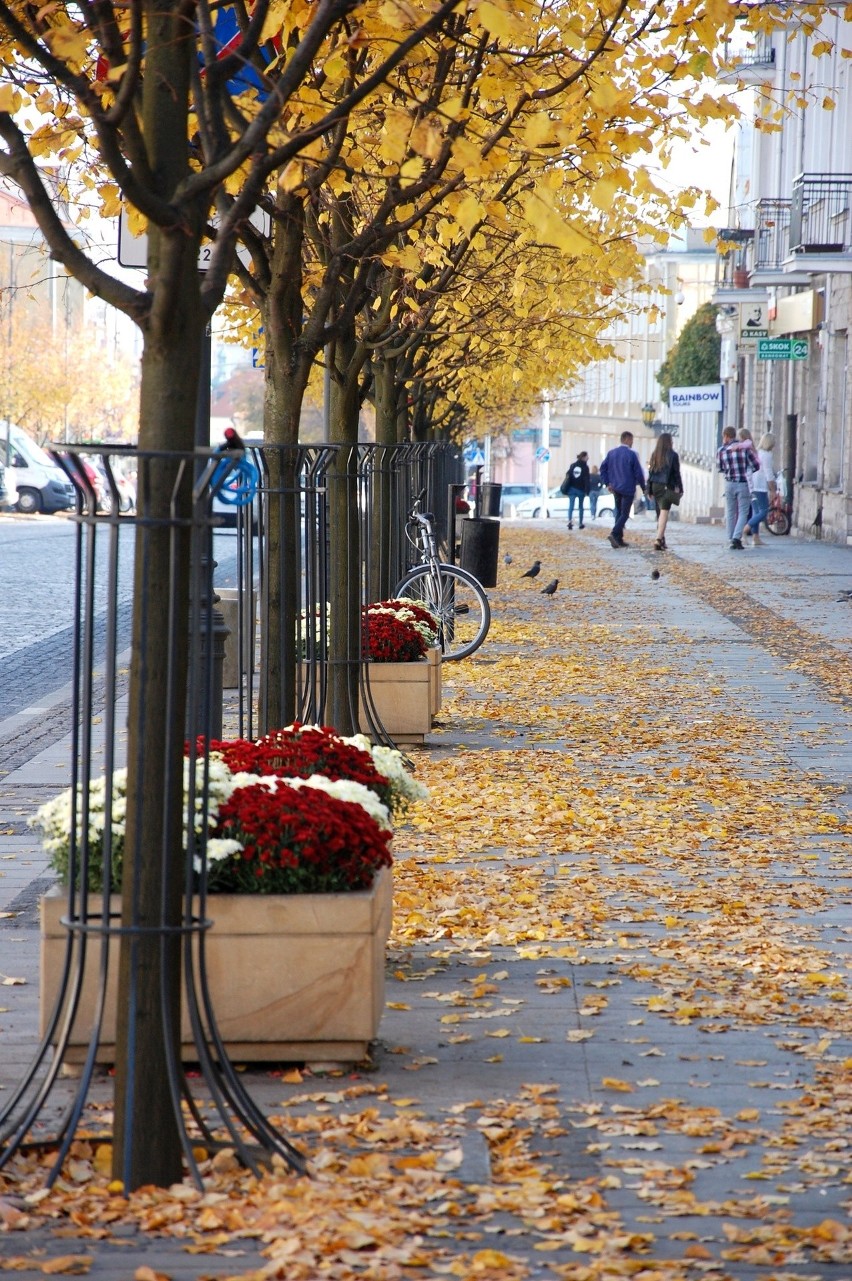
[560, 452, 590, 529]
[646, 432, 683, 551]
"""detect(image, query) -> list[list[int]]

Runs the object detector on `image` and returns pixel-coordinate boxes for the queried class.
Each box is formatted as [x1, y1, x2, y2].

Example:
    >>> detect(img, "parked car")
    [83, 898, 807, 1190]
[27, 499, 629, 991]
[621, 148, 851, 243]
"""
[514, 487, 616, 521]
[1, 423, 75, 514]
[497, 483, 540, 516]
[0, 458, 14, 511]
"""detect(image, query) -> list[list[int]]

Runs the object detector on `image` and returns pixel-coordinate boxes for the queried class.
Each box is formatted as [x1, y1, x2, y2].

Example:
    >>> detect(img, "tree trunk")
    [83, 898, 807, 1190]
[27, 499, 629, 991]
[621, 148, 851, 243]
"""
[369, 354, 399, 601]
[259, 197, 309, 733]
[112, 1, 206, 1190]
[113, 259, 205, 1190]
[326, 328, 361, 734]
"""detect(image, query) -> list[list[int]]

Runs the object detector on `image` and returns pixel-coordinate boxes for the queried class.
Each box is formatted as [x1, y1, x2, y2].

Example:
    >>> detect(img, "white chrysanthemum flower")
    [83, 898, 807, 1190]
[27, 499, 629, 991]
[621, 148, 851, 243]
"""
[282, 774, 391, 831]
[338, 736, 428, 809]
[369, 746, 429, 804]
[230, 770, 280, 792]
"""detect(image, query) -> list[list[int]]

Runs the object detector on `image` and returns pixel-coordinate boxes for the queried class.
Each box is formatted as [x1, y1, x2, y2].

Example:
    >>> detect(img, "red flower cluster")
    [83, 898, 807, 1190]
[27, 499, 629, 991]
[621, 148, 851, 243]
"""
[362, 606, 427, 662]
[200, 726, 395, 812]
[210, 781, 392, 895]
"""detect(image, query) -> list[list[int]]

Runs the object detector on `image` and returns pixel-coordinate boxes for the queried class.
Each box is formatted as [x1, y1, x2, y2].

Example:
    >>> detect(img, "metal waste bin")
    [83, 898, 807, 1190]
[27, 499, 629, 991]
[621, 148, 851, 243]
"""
[460, 517, 500, 588]
[480, 482, 502, 518]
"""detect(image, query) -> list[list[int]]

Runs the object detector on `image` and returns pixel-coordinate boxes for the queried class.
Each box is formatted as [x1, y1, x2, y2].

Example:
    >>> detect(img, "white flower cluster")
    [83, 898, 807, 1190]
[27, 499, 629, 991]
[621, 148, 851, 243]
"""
[30, 769, 129, 853]
[32, 758, 238, 865]
[343, 734, 429, 807]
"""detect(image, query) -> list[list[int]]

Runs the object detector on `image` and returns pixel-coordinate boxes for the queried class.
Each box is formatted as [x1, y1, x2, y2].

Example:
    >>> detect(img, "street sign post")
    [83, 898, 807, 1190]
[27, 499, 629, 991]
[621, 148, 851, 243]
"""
[757, 338, 809, 361]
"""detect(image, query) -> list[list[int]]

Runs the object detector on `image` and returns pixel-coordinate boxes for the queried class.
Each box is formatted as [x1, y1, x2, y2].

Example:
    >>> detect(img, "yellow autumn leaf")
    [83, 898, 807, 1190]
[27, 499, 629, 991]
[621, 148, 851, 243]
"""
[601, 1077, 634, 1092]
[278, 160, 305, 192]
[473, 2, 517, 40]
[40, 1258, 94, 1276]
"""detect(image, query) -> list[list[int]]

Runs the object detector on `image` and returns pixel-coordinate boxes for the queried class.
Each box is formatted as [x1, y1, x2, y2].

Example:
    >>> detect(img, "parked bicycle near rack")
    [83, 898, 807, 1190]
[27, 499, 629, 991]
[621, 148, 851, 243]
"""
[394, 492, 491, 660]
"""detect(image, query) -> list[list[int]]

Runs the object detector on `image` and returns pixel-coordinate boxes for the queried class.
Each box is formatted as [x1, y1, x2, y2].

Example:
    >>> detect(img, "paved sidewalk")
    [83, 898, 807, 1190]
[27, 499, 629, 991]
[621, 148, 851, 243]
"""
[0, 516, 850, 1279]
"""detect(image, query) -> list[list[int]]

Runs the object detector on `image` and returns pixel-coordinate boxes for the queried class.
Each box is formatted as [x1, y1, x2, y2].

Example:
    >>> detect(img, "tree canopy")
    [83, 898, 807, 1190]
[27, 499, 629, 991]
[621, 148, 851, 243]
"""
[657, 301, 721, 404]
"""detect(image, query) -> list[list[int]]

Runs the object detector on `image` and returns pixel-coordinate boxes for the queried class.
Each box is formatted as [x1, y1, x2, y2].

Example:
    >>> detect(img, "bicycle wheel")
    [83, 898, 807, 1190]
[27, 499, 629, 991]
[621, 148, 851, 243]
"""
[766, 506, 790, 536]
[394, 563, 491, 661]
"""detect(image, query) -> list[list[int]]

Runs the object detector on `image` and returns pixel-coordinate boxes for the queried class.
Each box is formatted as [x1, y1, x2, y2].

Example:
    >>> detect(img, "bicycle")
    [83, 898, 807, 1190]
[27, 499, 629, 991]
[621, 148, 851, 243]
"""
[766, 471, 791, 536]
[393, 492, 491, 661]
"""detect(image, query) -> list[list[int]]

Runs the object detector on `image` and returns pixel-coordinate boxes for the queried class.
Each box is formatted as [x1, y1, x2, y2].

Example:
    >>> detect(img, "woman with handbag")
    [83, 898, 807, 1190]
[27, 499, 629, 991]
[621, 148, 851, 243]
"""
[646, 432, 683, 551]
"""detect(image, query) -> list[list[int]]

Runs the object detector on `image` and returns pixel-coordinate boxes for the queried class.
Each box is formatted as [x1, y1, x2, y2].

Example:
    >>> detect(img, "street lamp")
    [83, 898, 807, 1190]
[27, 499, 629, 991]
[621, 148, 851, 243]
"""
[640, 403, 680, 438]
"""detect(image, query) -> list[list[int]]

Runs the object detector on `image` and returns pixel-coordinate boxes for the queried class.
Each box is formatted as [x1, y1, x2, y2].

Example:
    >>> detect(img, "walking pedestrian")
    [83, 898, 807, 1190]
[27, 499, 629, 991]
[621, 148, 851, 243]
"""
[646, 432, 683, 551]
[716, 426, 759, 550]
[560, 452, 590, 529]
[743, 431, 777, 546]
[600, 431, 646, 548]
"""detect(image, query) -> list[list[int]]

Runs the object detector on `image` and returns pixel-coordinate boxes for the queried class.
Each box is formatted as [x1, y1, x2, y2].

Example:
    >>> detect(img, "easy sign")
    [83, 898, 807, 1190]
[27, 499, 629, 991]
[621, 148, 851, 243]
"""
[669, 384, 724, 412]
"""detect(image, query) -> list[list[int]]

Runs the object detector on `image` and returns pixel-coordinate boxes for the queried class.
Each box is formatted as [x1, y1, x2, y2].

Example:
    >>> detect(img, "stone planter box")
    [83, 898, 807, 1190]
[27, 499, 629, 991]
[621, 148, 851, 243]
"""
[40, 868, 392, 1065]
[357, 648, 441, 744]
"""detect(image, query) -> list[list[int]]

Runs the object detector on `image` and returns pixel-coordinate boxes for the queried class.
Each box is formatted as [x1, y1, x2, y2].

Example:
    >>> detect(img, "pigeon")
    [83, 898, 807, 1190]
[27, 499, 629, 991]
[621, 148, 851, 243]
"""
[503, 552, 513, 566]
[540, 578, 559, 595]
[521, 560, 541, 578]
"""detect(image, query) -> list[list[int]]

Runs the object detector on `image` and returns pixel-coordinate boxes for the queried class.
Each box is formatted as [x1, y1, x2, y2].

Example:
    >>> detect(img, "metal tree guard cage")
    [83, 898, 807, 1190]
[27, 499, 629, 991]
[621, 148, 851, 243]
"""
[0, 446, 305, 1189]
[223, 440, 463, 746]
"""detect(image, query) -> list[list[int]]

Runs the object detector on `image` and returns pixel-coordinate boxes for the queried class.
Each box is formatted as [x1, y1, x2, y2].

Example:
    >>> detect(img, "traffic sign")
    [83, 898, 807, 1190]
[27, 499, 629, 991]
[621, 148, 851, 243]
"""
[758, 338, 809, 361]
[535, 447, 550, 462]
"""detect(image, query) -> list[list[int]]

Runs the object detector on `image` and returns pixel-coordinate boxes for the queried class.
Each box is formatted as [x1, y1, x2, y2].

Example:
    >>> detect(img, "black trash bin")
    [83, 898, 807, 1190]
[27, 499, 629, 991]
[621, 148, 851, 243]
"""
[460, 517, 500, 588]
[480, 482, 502, 518]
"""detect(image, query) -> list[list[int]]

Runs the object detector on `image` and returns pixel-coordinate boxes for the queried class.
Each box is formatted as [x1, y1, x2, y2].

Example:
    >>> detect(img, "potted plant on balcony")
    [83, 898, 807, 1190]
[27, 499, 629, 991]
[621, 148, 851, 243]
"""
[34, 725, 426, 1064]
[360, 599, 442, 742]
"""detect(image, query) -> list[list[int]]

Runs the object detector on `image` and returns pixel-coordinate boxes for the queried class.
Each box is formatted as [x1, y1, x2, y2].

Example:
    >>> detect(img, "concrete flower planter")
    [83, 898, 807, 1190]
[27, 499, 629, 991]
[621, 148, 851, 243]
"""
[40, 867, 392, 1065]
[358, 649, 441, 743]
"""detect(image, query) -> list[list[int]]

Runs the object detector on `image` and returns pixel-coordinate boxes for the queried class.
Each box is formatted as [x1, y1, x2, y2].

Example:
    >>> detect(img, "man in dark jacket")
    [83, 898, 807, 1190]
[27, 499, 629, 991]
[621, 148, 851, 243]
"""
[599, 431, 646, 548]
[560, 451, 590, 529]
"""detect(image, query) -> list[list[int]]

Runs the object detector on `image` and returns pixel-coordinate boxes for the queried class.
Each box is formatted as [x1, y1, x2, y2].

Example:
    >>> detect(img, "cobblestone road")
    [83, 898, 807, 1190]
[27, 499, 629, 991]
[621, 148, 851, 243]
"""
[0, 515, 241, 718]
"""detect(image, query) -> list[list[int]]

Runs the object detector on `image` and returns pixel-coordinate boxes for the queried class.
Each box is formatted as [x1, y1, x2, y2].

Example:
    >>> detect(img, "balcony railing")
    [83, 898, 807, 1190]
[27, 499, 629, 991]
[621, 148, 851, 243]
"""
[718, 31, 775, 81]
[789, 174, 852, 254]
[754, 198, 791, 270]
[715, 227, 754, 288]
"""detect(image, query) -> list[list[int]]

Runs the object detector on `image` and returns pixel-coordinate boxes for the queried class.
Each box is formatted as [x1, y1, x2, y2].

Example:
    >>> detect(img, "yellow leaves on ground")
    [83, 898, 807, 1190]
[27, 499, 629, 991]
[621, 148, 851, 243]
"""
[393, 522, 852, 1037]
[3, 524, 851, 1278]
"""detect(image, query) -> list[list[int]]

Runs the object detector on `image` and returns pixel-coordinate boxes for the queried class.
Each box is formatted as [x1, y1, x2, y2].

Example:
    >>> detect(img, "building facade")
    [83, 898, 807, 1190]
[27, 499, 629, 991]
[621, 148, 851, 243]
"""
[548, 230, 720, 515]
[713, 12, 852, 544]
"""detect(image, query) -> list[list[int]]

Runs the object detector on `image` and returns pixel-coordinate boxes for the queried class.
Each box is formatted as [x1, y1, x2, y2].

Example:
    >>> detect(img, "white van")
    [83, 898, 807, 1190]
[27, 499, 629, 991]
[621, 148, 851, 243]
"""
[0, 423, 76, 514]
